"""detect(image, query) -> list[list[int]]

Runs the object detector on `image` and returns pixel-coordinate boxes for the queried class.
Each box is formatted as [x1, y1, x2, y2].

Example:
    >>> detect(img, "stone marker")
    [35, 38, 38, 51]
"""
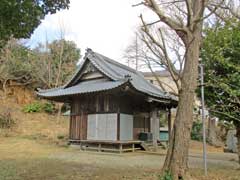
[226, 130, 238, 153]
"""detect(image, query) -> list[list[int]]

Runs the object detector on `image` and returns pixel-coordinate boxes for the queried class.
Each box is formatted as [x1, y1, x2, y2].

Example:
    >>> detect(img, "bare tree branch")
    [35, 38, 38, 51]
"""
[185, 0, 193, 26]
[144, 0, 188, 33]
[194, 0, 225, 23]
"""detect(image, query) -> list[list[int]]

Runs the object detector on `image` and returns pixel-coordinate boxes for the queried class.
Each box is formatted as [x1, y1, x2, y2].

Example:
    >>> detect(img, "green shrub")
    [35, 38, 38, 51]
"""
[159, 171, 173, 180]
[23, 102, 42, 113]
[191, 120, 203, 141]
[42, 102, 55, 113]
[23, 102, 56, 114]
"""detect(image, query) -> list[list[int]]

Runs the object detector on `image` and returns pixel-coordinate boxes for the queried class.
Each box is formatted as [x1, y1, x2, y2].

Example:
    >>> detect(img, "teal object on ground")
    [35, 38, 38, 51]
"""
[159, 130, 169, 141]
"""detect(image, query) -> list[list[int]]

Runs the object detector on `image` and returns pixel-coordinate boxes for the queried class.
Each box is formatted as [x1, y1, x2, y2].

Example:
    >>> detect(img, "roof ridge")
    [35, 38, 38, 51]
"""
[87, 49, 169, 96]
[90, 52, 122, 79]
[92, 51, 138, 75]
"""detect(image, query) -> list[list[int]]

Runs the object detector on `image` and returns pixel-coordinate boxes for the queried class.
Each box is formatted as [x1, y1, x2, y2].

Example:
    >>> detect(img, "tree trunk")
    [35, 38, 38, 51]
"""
[163, 32, 201, 179]
[236, 123, 240, 164]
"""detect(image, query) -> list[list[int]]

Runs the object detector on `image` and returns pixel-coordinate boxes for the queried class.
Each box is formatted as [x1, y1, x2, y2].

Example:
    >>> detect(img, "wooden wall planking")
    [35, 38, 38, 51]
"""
[133, 113, 150, 140]
[69, 93, 153, 141]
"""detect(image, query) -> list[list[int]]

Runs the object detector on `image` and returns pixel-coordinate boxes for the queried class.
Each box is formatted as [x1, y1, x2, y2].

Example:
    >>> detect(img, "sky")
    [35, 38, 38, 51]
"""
[27, 0, 149, 64]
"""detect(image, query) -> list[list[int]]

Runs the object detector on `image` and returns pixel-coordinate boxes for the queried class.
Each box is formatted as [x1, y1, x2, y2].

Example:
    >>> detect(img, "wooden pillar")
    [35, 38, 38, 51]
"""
[69, 103, 73, 140]
[117, 113, 120, 140]
[96, 95, 99, 112]
[117, 108, 120, 141]
[150, 108, 159, 151]
[167, 108, 172, 142]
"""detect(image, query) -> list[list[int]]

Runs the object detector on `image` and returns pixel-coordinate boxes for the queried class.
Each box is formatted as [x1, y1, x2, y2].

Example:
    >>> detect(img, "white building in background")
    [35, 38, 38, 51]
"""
[142, 70, 202, 122]
[142, 70, 178, 95]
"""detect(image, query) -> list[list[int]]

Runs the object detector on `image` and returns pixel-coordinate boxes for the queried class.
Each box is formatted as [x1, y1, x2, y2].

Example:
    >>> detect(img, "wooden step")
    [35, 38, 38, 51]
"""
[140, 142, 151, 151]
[140, 141, 167, 151]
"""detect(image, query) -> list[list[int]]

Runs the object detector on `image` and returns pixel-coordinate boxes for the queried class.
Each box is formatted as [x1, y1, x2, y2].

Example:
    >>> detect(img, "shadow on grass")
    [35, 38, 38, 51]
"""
[0, 157, 158, 180]
[0, 158, 98, 180]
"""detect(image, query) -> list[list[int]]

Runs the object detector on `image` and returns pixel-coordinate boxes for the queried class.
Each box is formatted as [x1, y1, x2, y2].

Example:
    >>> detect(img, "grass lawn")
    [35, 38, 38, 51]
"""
[0, 95, 238, 179]
[0, 137, 239, 180]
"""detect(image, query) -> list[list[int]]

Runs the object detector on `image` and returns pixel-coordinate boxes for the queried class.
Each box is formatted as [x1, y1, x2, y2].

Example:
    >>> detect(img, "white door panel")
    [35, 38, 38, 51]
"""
[120, 114, 133, 140]
[106, 114, 117, 140]
[87, 114, 97, 140]
[87, 113, 117, 141]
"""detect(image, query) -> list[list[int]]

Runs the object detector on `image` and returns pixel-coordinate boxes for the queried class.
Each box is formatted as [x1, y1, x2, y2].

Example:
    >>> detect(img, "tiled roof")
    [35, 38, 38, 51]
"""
[37, 49, 178, 103]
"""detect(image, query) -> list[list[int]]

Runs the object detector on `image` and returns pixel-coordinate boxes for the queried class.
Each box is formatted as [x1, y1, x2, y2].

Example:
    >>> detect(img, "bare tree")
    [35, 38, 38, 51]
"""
[133, 0, 239, 179]
[124, 30, 180, 95]
[32, 38, 80, 121]
[32, 21, 81, 121]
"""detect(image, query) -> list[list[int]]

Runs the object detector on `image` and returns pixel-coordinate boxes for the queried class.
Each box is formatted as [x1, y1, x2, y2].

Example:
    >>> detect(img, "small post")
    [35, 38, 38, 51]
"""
[119, 144, 123, 154]
[132, 144, 135, 152]
[98, 143, 101, 152]
[80, 142, 82, 151]
[200, 62, 207, 176]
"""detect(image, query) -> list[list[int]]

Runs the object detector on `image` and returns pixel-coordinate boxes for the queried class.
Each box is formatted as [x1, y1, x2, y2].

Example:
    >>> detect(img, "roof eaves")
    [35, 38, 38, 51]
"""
[37, 80, 128, 98]
[128, 81, 169, 99]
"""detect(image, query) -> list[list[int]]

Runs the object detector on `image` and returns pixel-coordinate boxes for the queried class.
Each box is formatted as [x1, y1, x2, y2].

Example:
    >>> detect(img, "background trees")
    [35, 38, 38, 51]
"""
[0, 39, 81, 91]
[0, 0, 70, 47]
[0, 38, 80, 119]
[0, 39, 34, 91]
[33, 39, 81, 89]
[202, 20, 240, 163]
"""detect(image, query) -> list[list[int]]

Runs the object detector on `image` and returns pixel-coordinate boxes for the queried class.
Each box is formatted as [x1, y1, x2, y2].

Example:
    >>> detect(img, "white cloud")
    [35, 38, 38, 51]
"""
[29, 0, 147, 63]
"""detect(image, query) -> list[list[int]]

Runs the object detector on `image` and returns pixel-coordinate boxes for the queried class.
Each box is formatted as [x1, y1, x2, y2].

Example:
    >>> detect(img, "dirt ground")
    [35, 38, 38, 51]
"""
[0, 137, 239, 180]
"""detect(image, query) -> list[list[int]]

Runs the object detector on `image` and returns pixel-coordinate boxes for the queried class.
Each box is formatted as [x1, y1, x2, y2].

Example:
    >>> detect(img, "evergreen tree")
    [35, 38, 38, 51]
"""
[202, 20, 240, 163]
